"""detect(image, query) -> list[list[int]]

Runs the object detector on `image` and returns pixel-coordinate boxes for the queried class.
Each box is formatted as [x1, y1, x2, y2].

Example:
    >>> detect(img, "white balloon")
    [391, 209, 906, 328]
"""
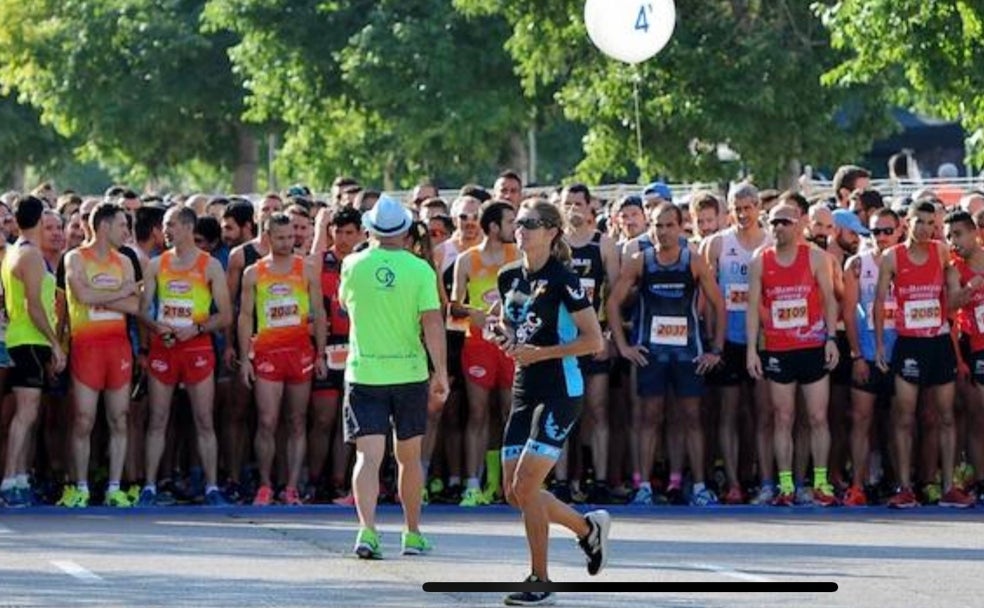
[584, 0, 676, 64]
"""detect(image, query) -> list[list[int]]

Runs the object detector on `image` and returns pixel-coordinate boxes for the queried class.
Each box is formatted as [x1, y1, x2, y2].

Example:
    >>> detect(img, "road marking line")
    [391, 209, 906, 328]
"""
[689, 562, 772, 582]
[51, 560, 103, 582]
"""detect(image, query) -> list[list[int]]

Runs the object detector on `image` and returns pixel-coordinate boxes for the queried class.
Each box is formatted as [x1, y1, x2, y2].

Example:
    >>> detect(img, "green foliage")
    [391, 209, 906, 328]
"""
[0, 92, 69, 185]
[0, 0, 245, 183]
[205, 0, 530, 189]
[820, 0, 984, 166]
[456, 0, 893, 185]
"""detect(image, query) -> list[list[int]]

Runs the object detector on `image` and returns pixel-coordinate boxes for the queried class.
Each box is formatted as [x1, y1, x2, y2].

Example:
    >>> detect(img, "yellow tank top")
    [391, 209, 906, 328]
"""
[1, 241, 57, 348]
[254, 256, 310, 350]
[67, 247, 128, 344]
[464, 244, 518, 337]
[156, 250, 212, 348]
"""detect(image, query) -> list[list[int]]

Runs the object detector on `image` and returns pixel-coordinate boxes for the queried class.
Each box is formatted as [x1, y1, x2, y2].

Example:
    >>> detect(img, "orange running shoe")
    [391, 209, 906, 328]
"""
[253, 485, 274, 506]
[843, 485, 868, 507]
[772, 490, 795, 507]
[812, 484, 840, 507]
[722, 485, 744, 505]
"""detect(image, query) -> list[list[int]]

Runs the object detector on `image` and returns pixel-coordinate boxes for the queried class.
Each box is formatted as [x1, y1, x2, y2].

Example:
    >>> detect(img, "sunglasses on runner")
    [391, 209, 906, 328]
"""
[870, 227, 895, 236]
[516, 218, 551, 230]
[768, 218, 795, 227]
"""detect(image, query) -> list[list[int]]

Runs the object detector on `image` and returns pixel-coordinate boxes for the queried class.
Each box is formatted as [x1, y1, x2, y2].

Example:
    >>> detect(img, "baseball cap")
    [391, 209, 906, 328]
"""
[642, 181, 672, 202]
[832, 208, 870, 236]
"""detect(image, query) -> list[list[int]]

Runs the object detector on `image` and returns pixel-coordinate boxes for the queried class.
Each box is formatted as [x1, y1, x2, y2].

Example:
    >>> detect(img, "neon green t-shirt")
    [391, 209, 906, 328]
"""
[340, 246, 440, 385]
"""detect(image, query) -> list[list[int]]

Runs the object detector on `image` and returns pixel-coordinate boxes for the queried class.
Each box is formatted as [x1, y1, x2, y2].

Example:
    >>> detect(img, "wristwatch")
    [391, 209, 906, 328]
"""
[850, 351, 863, 361]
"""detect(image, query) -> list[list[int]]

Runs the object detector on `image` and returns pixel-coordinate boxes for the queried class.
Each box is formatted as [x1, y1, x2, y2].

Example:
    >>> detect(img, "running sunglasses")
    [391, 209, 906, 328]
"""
[516, 218, 552, 230]
[768, 218, 795, 227]
[870, 227, 895, 236]
[457, 213, 479, 222]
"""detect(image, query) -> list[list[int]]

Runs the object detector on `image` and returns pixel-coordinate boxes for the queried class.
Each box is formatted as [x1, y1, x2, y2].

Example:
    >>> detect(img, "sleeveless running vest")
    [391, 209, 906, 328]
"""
[636, 245, 702, 360]
[892, 244, 949, 338]
[717, 228, 765, 344]
[464, 244, 518, 336]
[156, 250, 212, 348]
[570, 231, 606, 311]
[856, 250, 897, 361]
[255, 256, 310, 351]
[1, 241, 57, 348]
[67, 247, 128, 344]
[760, 244, 825, 352]
[952, 257, 984, 352]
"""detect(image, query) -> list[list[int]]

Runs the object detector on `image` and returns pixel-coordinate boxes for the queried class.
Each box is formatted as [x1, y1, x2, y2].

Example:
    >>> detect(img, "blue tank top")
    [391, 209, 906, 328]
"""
[856, 250, 897, 361]
[636, 245, 701, 361]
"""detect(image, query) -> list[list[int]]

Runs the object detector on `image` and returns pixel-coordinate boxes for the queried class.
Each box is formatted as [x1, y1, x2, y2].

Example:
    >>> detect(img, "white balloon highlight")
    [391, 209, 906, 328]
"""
[584, 0, 676, 64]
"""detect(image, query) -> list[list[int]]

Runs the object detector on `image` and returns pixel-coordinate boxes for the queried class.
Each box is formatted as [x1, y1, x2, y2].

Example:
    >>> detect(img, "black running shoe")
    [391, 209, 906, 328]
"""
[577, 510, 611, 576]
[503, 574, 555, 606]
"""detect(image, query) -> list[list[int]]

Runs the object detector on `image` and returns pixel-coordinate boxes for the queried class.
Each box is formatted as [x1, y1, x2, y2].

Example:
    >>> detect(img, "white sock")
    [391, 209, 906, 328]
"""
[205, 485, 218, 494]
[693, 482, 706, 494]
[143, 483, 157, 494]
[466, 477, 481, 490]
[0, 478, 14, 491]
[107, 482, 119, 493]
[448, 476, 461, 487]
[77, 481, 90, 493]
[15, 474, 29, 489]
[639, 481, 652, 491]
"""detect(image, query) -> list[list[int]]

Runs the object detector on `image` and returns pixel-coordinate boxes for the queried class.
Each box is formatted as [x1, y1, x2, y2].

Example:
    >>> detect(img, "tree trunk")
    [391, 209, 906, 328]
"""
[507, 132, 529, 184]
[232, 126, 259, 194]
[10, 162, 25, 191]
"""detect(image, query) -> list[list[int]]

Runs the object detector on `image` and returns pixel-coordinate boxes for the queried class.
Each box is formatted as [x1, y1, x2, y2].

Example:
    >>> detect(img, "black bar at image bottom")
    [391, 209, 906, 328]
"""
[422, 582, 839, 593]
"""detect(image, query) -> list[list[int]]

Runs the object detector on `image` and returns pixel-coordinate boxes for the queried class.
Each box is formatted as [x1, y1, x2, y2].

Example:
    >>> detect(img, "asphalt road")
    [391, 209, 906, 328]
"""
[1, 504, 982, 607]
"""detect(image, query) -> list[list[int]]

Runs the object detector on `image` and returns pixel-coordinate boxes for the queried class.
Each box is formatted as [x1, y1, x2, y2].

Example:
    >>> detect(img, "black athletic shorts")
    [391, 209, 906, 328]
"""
[8, 345, 52, 390]
[891, 335, 956, 388]
[761, 347, 828, 386]
[343, 381, 428, 442]
[502, 395, 582, 462]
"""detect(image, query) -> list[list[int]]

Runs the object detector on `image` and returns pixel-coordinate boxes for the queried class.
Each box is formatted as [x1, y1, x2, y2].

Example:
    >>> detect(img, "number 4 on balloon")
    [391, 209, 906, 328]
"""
[635, 4, 654, 33]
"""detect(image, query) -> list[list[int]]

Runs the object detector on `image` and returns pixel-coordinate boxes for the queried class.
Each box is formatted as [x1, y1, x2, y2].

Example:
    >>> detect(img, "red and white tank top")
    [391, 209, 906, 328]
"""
[892, 243, 949, 338]
[760, 244, 825, 352]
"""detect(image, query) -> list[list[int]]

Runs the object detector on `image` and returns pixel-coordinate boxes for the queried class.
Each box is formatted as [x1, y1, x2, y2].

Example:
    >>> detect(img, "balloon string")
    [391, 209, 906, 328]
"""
[633, 69, 644, 178]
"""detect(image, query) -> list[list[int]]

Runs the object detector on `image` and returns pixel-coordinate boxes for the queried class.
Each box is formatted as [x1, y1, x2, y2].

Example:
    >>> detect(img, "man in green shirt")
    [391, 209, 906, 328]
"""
[340, 195, 448, 559]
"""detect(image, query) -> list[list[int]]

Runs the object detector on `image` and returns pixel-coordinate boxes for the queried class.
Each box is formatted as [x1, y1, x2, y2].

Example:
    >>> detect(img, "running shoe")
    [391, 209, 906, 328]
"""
[204, 488, 230, 506]
[690, 487, 719, 507]
[887, 487, 919, 509]
[794, 486, 814, 505]
[126, 485, 140, 504]
[939, 486, 975, 509]
[630, 485, 654, 506]
[253, 485, 274, 506]
[154, 490, 177, 507]
[772, 490, 795, 507]
[333, 492, 356, 506]
[282, 486, 302, 506]
[56, 485, 78, 507]
[61, 487, 88, 508]
[428, 477, 445, 497]
[842, 485, 868, 507]
[722, 485, 744, 505]
[401, 530, 434, 556]
[812, 484, 839, 507]
[136, 488, 157, 507]
[954, 461, 975, 490]
[459, 486, 488, 507]
[503, 574, 555, 606]
[103, 489, 131, 508]
[750, 485, 776, 506]
[665, 486, 686, 506]
[578, 510, 611, 576]
[354, 527, 382, 560]
[922, 482, 941, 505]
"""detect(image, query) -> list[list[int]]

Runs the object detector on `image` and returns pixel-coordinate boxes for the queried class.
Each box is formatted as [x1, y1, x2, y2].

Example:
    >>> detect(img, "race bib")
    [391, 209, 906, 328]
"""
[974, 304, 984, 335]
[89, 306, 123, 322]
[264, 297, 301, 328]
[725, 283, 748, 312]
[326, 344, 349, 371]
[159, 298, 194, 327]
[579, 277, 597, 304]
[903, 299, 942, 330]
[649, 316, 688, 347]
[865, 301, 896, 331]
[771, 298, 808, 329]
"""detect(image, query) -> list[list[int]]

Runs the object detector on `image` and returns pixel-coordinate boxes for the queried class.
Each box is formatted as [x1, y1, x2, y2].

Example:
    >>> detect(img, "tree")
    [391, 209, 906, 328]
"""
[0, 93, 69, 189]
[820, 0, 984, 168]
[456, 0, 893, 186]
[204, 0, 532, 189]
[0, 0, 257, 192]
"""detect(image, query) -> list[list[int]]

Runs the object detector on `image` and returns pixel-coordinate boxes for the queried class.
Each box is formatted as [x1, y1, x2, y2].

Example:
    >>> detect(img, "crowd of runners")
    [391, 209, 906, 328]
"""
[1, 166, 983, 511]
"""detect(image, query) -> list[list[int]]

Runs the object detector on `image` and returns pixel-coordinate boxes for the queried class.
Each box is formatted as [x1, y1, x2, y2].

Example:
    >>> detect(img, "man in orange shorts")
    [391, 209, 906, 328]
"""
[239, 212, 327, 505]
[63, 202, 141, 507]
[137, 206, 232, 506]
